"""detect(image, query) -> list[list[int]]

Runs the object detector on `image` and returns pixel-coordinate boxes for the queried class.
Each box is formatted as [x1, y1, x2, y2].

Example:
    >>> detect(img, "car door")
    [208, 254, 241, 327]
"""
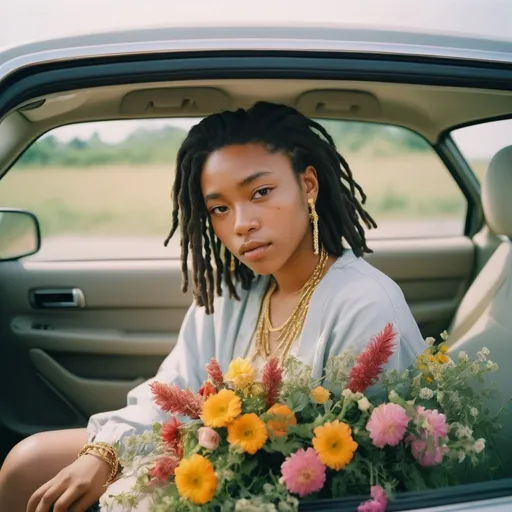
[0, 29, 506, 453]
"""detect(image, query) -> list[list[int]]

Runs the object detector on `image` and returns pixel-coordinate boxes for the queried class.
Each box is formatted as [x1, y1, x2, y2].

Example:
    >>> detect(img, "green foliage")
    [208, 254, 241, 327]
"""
[17, 121, 429, 168]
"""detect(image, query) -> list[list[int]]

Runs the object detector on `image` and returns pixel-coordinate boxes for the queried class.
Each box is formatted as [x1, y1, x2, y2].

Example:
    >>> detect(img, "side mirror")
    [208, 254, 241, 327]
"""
[0, 209, 41, 261]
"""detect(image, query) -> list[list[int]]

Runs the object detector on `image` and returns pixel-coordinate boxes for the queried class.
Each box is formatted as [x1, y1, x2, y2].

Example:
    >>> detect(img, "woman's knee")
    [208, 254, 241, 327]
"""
[0, 428, 88, 488]
[0, 433, 49, 486]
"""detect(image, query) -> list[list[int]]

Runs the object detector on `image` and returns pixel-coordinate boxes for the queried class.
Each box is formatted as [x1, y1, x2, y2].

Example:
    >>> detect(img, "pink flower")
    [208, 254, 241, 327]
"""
[416, 407, 448, 440]
[281, 448, 327, 497]
[358, 486, 388, 512]
[407, 435, 448, 467]
[366, 403, 410, 448]
[197, 427, 220, 450]
[149, 456, 178, 483]
[150, 381, 202, 419]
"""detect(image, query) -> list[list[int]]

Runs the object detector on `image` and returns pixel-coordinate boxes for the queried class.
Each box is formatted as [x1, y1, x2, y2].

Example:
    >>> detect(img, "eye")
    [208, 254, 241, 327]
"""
[253, 187, 273, 199]
[210, 205, 229, 215]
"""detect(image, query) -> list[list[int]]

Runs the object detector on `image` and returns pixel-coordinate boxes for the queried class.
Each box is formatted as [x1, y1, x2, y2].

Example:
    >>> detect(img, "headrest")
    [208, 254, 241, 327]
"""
[482, 145, 512, 238]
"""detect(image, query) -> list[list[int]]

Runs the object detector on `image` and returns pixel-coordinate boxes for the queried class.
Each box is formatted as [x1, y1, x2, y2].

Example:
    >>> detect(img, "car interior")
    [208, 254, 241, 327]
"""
[0, 73, 511, 475]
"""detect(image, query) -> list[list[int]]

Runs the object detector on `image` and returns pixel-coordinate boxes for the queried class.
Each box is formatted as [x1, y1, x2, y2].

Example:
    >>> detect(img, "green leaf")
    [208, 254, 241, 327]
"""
[286, 390, 310, 413]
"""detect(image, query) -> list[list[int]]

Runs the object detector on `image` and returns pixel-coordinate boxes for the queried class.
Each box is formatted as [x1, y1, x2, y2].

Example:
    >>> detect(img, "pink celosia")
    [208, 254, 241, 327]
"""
[149, 456, 178, 483]
[206, 358, 224, 387]
[161, 416, 183, 458]
[366, 403, 410, 448]
[358, 485, 389, 512]
[407, 435, 448, 467]
[281, 448, 327, 497]
[348, 323, 396, 393]
[416, 406, 449, 440]
[150, 381, 202, 419]
[262, 356, 283, 408]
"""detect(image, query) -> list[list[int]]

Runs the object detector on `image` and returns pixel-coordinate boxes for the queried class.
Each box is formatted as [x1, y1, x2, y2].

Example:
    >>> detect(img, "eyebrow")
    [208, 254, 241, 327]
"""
[204, 170, 273, 203]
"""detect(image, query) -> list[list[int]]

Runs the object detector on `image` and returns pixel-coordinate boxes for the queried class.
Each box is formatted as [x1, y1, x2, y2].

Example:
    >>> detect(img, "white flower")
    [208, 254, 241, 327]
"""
[457, 451, 466, 463]
[425, 337, 436, 346]
[481, 347, 490, 356]
[357, 396, 372, 412]
[477, 350, 487, 362]
[263, 483, 274, 495]
[473, 438, 486, 454]
[458, 351, 469, 362]
[437, 391, 444, 404]
[342, 389, 353, 400]
[419, 388, 434, 400]
[456, 425, 473, 439]
[470, 407, 479, 417]
[440, 330, 449, 341]
[470, 362, 481, 375]
[486, 360, 499, 372]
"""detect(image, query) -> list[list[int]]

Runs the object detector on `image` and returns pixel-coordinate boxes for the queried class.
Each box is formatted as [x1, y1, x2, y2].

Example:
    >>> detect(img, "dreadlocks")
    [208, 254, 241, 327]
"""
[164, 102, 377, 314]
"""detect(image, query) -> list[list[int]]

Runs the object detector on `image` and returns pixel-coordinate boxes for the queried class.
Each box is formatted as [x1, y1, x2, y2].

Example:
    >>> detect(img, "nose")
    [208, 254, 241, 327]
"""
[233, 204, 259, 237]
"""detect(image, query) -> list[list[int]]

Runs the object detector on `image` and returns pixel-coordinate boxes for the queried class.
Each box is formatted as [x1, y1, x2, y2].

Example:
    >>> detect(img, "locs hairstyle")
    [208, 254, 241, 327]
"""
[164, 102, 377, 313]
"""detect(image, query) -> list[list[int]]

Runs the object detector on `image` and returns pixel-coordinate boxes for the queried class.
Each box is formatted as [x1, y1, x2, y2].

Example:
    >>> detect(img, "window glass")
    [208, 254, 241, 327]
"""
[0, 119, 467, 260]
[451, 118, 512, 181]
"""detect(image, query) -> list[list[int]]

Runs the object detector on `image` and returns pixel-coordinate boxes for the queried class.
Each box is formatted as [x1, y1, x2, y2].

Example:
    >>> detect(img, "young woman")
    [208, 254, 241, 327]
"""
[0, 102, 425, 512]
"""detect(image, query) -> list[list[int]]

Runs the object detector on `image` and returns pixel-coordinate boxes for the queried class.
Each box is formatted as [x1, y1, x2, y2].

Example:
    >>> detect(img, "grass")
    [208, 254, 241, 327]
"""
[0, 155, 488, 238]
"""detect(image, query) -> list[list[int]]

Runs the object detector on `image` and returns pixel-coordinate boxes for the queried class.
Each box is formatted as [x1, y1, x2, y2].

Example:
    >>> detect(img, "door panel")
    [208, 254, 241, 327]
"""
[0, 237, 474, 437]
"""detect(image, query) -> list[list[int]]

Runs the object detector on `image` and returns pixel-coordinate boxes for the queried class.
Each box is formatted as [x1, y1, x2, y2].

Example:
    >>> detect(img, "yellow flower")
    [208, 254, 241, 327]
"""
[437, 353, 450, 364]
[225, 358, 256, 390]
[243, 383, 265, 398]
[174, 454, 217, 505]
[227, 413, 268, 454]
[439, 344, 448, 353]
[313, 420, 358, 470]
[201, 389, 242, 428]
[266, 404, 297, 437]
[311, 386, 330, 404]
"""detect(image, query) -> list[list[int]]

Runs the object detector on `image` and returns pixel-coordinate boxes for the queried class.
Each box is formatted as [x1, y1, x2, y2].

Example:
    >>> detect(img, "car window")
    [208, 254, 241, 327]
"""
[0, 119, 467, 261]
[451, 118, 512, 181]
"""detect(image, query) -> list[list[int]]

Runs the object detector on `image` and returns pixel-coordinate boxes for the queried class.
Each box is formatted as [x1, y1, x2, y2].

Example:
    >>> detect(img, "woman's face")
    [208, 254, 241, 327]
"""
[201, 143, 318, 276]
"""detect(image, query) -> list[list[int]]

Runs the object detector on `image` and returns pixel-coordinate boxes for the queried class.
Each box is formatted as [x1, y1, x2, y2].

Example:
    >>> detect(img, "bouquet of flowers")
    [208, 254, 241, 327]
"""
[106, 325, 505, 512]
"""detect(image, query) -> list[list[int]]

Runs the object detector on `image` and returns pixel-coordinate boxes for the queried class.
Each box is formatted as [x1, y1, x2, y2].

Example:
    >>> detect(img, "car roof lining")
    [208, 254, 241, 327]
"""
[2, 78, 512, 175]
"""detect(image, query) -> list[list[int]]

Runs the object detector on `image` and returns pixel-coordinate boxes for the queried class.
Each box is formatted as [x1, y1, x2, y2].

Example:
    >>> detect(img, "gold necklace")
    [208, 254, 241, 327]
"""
[252, 249, 328, 364]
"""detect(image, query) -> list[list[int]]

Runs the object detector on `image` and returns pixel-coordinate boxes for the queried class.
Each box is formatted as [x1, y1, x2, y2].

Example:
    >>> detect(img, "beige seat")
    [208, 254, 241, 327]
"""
[449, 145, 512, 355]
[448, 146, 512, 473]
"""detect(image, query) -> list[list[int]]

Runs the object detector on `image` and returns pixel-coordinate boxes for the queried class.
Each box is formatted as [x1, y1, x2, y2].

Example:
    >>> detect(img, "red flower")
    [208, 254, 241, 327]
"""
[199, 381, 218, 399]
[262, 356, 283, 408]
[161, 416, 183, 458]
[150, 381, 202, 419]
[206, 358, 224, 387]
[348, 323, 397, 393]
[149, 456, 178, 483]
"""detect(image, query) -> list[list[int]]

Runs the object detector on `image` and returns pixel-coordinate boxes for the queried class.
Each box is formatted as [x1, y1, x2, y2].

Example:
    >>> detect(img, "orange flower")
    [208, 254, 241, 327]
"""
[311, 386, 330, 404]
[266, 404, 297, 437]
[313, 420, 358, 470]
[198, 381, 217, 399]
[227, 413, 268, 454]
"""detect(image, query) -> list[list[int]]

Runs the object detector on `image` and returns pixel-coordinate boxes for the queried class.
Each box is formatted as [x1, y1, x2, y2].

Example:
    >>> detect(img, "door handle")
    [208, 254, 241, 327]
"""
[29, 288, 86, 309]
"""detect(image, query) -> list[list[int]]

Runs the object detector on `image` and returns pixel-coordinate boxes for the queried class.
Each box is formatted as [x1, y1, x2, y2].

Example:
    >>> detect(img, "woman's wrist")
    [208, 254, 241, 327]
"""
[78, 441, 121, 486]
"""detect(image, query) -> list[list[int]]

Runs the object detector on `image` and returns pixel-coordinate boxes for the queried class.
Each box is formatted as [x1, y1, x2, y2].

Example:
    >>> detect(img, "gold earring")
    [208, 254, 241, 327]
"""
[230, 255, 237, 272]
[308, 198, 319, 256]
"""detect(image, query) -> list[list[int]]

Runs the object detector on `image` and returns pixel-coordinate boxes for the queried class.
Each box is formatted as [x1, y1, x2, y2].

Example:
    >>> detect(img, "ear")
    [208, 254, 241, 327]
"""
[301, 166, 319, 202]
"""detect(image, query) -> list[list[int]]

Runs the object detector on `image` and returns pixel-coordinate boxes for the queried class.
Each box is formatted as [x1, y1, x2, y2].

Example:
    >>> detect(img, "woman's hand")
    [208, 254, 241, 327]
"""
[27, 454, 111, 512]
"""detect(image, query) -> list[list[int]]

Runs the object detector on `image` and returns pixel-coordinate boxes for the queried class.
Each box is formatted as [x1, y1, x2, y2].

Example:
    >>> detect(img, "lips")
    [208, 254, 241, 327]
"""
[239, 240, 272, 261]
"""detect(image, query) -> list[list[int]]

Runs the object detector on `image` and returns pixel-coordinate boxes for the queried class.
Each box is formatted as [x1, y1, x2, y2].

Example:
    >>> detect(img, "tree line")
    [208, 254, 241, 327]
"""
[18, 121, 429, 167]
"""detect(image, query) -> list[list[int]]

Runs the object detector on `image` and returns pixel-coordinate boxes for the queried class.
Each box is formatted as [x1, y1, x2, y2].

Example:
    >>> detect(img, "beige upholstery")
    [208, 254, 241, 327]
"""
[449, 147, 512, 469]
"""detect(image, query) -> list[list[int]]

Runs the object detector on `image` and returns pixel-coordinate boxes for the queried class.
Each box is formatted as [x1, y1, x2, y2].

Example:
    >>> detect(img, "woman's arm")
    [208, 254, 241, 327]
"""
[86, 302, 215, 446]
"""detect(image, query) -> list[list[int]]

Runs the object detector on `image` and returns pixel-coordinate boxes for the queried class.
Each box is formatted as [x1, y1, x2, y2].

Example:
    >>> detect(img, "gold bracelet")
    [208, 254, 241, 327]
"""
[78, 442, 120, 486]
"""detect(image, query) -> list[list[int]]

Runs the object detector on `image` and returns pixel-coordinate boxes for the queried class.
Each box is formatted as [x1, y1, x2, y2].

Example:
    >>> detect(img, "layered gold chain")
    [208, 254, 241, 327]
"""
[253, 249, 328, 363]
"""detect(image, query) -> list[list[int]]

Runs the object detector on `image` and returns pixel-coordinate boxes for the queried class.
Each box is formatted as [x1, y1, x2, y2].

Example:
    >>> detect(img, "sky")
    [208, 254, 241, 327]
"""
[4, 0, 512, 159]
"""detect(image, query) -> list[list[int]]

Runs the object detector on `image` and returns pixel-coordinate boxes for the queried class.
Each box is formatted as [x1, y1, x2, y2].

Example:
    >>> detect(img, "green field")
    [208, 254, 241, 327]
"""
[0, 156, 487, 237]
